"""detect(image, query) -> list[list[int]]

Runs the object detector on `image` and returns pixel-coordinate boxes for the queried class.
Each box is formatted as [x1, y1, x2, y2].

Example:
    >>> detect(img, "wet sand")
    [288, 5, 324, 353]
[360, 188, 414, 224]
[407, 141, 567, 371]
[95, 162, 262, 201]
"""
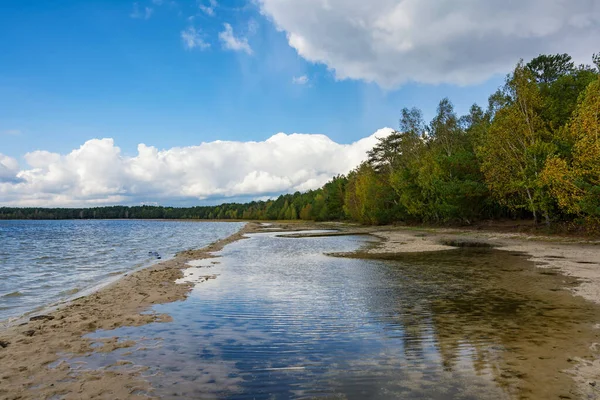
[1, 221, 600, 399]
[355, 227, 600, 305]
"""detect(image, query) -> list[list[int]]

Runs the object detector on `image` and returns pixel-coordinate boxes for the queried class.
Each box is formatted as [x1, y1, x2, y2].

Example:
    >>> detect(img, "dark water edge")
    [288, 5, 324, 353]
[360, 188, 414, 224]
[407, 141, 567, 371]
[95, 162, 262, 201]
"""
[63, 232, 600, 399]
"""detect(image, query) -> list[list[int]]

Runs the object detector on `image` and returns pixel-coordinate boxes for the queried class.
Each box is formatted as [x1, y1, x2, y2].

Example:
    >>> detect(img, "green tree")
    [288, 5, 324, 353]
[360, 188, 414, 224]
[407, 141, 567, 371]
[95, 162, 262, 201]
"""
[527, 54, 598, 132]
[386, 108, 428, 220]
[527, 53, 575, 84]
[344, 163, 396, 225]
[543, 77, 600, 217]
[478, 61, 555, 224]
[416, 99, 489, 223]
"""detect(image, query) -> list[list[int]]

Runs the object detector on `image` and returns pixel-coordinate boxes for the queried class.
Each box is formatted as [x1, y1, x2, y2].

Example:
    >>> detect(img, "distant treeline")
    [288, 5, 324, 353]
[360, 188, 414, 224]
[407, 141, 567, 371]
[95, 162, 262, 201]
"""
[2, 54, 599, 230]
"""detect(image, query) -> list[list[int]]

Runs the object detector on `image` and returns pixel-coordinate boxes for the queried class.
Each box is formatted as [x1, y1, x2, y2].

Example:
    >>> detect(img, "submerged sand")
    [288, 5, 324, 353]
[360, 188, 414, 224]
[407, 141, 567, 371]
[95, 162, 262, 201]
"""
[1, 220, 600, 399]
[323, 225, 600, 399]
[362, 227, 600, 305]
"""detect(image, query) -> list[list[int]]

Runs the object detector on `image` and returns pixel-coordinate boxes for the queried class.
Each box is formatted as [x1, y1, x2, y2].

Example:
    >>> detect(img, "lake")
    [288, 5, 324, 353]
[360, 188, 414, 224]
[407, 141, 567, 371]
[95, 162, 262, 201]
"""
[0, 220, 245, 321]
[65, 230, 600, 399]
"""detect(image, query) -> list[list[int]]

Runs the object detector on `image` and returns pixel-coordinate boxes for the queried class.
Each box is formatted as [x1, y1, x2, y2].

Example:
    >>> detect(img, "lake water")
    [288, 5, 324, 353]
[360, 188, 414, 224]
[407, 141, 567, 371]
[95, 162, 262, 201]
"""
[0, 220, 245, 321]
[70, 231, 600, 399]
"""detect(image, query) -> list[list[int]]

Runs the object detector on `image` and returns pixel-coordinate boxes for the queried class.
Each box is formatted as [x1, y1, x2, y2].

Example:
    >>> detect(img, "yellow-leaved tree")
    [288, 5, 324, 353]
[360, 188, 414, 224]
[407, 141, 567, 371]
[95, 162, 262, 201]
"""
[478, 62, 556, 224]
[542, 76, 600, 217]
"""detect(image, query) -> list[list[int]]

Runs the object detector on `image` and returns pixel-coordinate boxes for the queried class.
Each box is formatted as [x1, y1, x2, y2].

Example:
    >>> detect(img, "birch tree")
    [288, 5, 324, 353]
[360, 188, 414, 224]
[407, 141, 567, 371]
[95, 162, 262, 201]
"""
[478, 62, 555, 224]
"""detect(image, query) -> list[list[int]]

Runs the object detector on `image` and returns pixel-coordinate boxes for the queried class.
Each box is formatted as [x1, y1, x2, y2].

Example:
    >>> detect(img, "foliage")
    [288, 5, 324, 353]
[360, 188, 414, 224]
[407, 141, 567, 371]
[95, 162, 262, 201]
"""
[542, 77, 600, 217]
[344, 163, 398, 225]
[527, 54, 598, 131]
[477, 61, 556, 224]
[526, 53, 575, 84]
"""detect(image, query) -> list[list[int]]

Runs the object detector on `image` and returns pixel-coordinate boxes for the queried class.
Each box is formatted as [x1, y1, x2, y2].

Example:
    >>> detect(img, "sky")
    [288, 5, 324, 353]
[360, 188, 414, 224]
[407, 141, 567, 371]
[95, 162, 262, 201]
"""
[1, 0, 599, 207]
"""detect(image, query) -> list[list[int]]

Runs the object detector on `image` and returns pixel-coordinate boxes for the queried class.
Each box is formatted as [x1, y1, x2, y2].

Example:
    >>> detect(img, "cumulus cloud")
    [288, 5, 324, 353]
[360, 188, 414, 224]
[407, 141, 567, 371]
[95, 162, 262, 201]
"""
[0, 129, 393, 207]
[258, 0, 600, 87]
[0, 154, 20, 183]
[219, 23, 253, 54]
[181, 27, 210, 50]
[292, 75, 309, 85]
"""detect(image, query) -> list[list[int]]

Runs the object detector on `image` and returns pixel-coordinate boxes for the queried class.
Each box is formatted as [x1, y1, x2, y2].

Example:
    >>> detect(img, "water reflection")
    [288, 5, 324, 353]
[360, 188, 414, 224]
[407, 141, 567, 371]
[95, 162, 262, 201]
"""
[70, 232, 600, 399]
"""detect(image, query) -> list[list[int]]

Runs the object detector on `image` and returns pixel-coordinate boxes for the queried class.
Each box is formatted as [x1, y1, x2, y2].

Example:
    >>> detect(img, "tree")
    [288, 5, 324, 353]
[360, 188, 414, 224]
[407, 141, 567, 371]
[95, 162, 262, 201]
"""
[299, 204, 313, 220]
[321, 176, 348, 220]
[527, 54, 575, 84]
[543, 77, 600, 217]
[367, 131, 403, 173]
[527, 54, 598, 132]
[429, 98, 461, 157]
[431, 100, 489, 223]
[386, 108, 428, 220]
[397, 100, 491, 223]
[478, 61, 555, 224]
[344, 163, 396, 225]
[540, 66, 598, 132]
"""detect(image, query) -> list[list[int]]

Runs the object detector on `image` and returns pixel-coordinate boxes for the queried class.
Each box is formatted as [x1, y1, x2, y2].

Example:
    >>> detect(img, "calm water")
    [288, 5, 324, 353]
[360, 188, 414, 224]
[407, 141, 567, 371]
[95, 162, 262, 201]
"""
[0, 220, 245, 321]
[69, 231, 600, 399]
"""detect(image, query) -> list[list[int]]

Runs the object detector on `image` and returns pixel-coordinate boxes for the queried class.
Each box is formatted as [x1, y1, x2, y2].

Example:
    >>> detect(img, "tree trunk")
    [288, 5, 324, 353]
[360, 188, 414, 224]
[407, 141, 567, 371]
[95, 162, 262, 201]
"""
[526, 187, 537, 224]
[544, 210, 551, 227]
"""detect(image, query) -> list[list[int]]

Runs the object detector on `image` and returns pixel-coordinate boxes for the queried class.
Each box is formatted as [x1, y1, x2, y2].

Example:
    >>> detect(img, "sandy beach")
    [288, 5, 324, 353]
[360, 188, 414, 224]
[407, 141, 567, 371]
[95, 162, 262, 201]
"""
[1, 221, 600, 399]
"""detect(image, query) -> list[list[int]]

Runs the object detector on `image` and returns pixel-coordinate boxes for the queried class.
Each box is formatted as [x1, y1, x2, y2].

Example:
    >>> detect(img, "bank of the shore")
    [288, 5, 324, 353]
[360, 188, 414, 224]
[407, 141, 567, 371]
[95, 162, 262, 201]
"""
[1, 220, 600, 399]
[0, 221, 260, 399]
[0, 220, 245, 323]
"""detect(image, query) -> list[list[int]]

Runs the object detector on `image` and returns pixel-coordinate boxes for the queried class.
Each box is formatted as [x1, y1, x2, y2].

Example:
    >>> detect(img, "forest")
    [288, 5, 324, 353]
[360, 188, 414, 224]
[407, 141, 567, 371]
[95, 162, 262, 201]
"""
[2, 53, 599, 230]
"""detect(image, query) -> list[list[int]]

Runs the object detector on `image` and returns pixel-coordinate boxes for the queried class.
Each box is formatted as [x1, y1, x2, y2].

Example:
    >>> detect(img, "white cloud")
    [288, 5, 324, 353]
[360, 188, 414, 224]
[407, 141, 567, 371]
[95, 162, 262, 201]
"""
[181, 27, 210, 50]
[0, 129, 393, 207]
[292, 75, 309, 85]
[199, 0, 217, 16]
[258, 0, 600, 87]
[0, 154, 20, 183]
[130, 2, 153, 19]
[219, 23, 253, 55]
[2, 129, 22, 136]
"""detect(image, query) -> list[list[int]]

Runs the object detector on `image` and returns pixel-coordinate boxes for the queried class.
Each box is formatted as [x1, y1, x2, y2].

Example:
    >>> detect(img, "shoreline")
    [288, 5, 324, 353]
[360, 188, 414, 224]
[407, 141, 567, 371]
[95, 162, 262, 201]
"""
[0, 221, 261, 399]
[0, 254, 171, 331]
[0, 220, 247, 328]
[1, 221, 600, 399]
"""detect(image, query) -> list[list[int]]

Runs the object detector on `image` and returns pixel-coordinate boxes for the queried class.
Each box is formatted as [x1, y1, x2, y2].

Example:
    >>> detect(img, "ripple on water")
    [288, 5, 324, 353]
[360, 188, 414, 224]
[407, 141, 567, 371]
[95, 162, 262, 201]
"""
[63, 232, 600, 399]
[58, 288, 80, 297]
[0, 220, 245, 321]
[1, 291, 24, 298]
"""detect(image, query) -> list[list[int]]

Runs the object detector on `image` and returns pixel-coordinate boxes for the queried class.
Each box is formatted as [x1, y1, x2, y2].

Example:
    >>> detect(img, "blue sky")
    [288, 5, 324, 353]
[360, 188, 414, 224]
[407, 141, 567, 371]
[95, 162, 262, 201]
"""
[0, 0, 504, 160]
[1, 0, 597, 207]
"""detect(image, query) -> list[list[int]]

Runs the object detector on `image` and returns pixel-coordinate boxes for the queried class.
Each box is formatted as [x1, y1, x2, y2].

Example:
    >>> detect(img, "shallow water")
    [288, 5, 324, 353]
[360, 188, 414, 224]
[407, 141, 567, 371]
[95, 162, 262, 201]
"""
[0, 220, 245, 320]
[71, 232, 600, 399]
